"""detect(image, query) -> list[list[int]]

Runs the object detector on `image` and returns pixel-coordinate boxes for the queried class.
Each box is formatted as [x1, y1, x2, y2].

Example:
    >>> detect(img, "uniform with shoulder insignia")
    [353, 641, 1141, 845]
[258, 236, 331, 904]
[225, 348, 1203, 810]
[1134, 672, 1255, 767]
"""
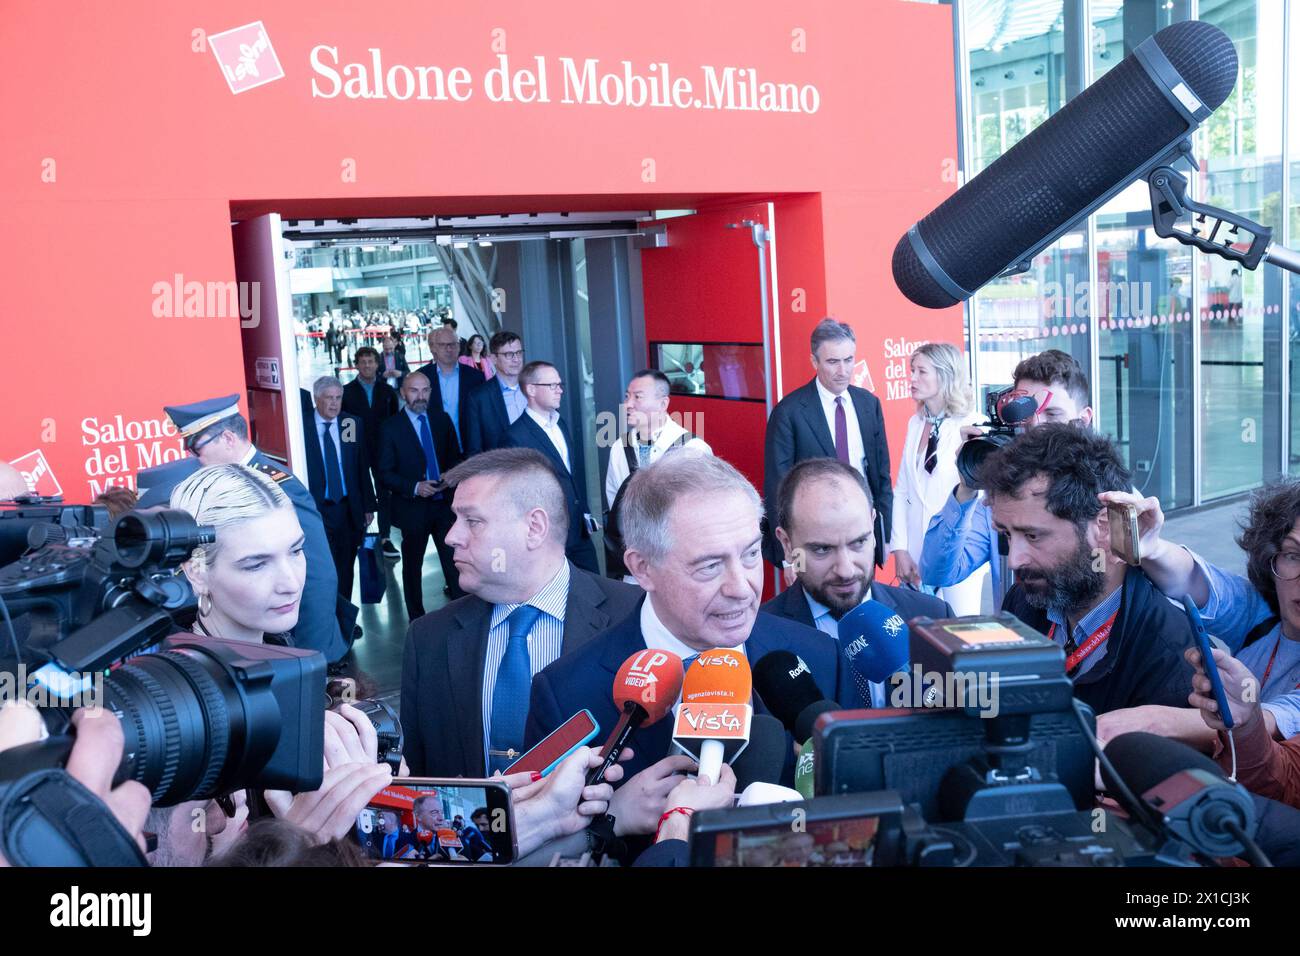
[145, 395, 354, 663]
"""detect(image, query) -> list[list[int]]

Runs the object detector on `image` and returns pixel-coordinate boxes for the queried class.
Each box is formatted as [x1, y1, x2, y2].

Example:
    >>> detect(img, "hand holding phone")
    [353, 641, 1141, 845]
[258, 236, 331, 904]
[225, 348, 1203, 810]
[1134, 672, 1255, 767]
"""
[1107, 502, 1141, 566]
[1181, 597, 1234, 730]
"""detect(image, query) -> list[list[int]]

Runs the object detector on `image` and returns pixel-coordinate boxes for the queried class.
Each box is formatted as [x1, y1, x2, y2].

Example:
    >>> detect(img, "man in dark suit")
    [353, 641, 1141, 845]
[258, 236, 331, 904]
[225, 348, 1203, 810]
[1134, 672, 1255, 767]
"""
[463, 331, 528, 456]
[525, 452, 839, 840]
[343, 346, 401, 559]
[377, 335, 410, 392]
[401, 448, 642, 778]
[150, 395, 354, 663]
[763, 318, 893, 569]
[303, 376, 377, 599]
[377, 372, 464, 620]
[762, 458, 951, 708]
[416, 325, 484, 452]
[502, 361, 600, 574]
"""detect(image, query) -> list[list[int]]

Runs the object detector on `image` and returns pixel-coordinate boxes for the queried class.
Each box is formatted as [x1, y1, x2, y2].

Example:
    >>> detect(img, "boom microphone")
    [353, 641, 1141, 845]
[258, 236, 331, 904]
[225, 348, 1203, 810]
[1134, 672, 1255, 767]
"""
[893, 20, 1238, 308]
[838, 600, 910, 707]
[586, 650, 684, 786]
[673, 649, 753, 781]
[753, 651, 838, 745]
[1102, 732, 1258, 859]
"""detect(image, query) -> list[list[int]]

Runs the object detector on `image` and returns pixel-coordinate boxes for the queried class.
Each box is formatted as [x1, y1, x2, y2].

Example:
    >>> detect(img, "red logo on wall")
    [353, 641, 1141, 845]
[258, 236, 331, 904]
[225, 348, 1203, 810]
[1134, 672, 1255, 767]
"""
[209, 21, 284, 95]
[9, 450, 62, 498]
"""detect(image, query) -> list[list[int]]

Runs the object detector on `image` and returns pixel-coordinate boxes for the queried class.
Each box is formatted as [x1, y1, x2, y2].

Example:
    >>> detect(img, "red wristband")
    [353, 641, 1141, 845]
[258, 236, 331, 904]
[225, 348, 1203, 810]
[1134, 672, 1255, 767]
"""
[655, 806, 694, 841]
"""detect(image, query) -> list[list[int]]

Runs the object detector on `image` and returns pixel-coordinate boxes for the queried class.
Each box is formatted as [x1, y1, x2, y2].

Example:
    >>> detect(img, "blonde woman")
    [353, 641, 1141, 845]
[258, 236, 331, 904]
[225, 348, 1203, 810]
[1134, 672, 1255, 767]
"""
[170, 463, 308, 644]
[889, 343, 988, 614]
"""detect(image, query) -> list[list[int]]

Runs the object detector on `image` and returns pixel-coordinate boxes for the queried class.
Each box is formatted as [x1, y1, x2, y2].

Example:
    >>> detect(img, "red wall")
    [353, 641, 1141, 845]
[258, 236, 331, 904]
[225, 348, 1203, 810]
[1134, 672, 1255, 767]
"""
[1, 0, 962, 504]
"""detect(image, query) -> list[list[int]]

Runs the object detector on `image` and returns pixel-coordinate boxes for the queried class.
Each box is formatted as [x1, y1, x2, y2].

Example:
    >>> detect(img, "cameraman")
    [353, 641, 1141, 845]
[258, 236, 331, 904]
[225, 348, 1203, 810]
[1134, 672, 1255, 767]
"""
[919, 349, 1093, 603]
[1096, 480, 1300, 750]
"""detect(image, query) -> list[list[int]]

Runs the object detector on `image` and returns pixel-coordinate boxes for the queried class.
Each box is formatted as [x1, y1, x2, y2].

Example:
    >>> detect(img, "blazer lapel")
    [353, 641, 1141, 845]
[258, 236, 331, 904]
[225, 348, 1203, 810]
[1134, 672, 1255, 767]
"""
[561, 565, 612, 654]
[798, 385, 837, 458]
[490, 384, 509, 434]
[522, 415, 567, 474]
[448, 598, 494, 778]
[779, 582, 817, 629]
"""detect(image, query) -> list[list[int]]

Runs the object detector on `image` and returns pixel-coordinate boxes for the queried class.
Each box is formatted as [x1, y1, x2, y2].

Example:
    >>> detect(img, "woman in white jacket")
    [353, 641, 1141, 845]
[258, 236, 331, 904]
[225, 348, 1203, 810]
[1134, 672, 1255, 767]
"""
[889, 342, 988, 615]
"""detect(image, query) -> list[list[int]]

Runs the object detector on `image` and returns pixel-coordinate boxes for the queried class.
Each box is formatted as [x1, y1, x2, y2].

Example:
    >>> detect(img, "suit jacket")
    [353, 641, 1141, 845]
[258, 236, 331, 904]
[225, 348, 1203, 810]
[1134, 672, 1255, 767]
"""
[376, 409, 462, 532]
[377, 351, 410, 391]
[763, 379, 893, 567]
[341, 377, 400, 459]
[524, 603, 840, 788]
[761, 579, 952, 708]
[502, 412, 590, 554]
[401, 564, 644, 777]
[415, 361, 485, 446]
[463, 377, 512, 456]
[302, 410, 377, 528]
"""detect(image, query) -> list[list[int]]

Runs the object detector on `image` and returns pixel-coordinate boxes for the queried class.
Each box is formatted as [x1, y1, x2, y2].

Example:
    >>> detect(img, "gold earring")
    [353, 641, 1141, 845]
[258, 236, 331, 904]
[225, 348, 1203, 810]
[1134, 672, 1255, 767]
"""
[198, 591, 212, 618]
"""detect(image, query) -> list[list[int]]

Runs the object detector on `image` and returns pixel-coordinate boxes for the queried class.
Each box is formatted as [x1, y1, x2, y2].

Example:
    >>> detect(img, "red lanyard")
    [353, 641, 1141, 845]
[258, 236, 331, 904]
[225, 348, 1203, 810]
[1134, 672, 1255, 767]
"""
[1259, 635, 1300, 690]
[1048, 609, 1118, 674]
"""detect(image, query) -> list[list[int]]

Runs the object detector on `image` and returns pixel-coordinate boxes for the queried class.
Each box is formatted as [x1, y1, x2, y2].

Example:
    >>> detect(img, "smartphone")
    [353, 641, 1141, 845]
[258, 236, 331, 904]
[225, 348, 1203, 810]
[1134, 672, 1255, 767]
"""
[351, 777, 517, 864]
[1107, 502, 1141, 566]
[1181, 597, 1234, 730]
[506, 710, 599, 777]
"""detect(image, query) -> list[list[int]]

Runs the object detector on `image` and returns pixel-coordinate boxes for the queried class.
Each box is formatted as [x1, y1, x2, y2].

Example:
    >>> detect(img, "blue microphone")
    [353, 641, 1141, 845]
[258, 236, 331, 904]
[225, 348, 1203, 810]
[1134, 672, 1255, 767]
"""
[837, 600, 910, 707]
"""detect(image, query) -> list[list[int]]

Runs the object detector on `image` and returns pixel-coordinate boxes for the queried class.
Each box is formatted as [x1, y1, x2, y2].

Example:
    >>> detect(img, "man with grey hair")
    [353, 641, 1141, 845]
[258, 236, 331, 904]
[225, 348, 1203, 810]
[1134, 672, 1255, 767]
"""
[401, 448, 642, 778]
[763, 317, 893, 569]
[304, 374, 375, 599]
[524, 452, 840, 831]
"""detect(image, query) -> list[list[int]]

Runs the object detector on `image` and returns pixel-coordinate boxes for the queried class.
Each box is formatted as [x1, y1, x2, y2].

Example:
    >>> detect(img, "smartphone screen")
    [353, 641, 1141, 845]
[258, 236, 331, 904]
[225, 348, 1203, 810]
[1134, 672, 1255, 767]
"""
[352, 779, 516, 864]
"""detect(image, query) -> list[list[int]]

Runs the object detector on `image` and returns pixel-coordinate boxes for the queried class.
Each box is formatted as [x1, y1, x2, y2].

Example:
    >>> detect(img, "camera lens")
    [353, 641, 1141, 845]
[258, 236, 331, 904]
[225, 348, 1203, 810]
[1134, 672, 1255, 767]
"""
[99, 640, 319, 806]
[956, 434, 1013, 490]
[113, 509, 215, 569]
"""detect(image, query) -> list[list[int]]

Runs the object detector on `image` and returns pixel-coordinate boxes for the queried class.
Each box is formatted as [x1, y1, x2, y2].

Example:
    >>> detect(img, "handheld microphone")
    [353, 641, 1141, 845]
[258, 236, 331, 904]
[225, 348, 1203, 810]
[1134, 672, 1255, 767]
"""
[586, 650, 684, 786]
[753, 651, 839, 745]
[672, 649, 753, 781]
[729, 713, 787, 792]
[893, 20, 1238, 308]
[1102, 732, 1258, 859]
[838, 600, 910, 707]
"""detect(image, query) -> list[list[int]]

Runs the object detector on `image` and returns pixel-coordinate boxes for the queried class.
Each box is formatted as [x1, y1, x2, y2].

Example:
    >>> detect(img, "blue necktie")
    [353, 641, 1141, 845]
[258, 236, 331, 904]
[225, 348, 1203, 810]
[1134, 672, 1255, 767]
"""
[417, 414, 441, 483]
[322, 421, 344, 502]
[489, 604, 544, 775]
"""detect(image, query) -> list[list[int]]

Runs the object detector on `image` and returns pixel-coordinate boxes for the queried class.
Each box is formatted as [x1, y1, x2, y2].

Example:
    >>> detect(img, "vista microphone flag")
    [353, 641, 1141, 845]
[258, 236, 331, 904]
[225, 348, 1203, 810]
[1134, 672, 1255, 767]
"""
[893, 20, 1238, 307]
[586, 650, 684, 786]
[673, 649, 753, 781]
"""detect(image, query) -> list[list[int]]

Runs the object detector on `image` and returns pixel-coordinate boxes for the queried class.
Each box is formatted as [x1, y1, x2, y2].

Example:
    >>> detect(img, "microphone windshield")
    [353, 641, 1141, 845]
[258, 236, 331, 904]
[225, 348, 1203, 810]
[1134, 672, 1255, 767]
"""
[730, 714, 787, 791]
[753, 651, 823, 727]
[893, 19, 1238, 308]
[681, 648, 752, 705]
[838, 600, 910, 684]
[1101, 731, 1226, 796]
[612, 650, 684, 725]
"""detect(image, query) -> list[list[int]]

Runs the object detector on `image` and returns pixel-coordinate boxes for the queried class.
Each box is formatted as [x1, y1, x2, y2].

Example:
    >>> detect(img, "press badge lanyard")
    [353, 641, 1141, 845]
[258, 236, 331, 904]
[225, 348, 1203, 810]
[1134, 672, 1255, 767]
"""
[1048, 609, 1119, 676]
[1259, 634, 1300, 690]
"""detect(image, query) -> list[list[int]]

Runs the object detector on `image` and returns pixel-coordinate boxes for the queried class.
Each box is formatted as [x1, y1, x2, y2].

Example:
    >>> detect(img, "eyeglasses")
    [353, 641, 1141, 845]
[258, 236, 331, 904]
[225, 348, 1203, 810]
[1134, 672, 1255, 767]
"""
[188, 434, 219, 456]
[1270, 551, 1300, 581]
[495, 349, 524, 359]
[531, 381, 564, 391]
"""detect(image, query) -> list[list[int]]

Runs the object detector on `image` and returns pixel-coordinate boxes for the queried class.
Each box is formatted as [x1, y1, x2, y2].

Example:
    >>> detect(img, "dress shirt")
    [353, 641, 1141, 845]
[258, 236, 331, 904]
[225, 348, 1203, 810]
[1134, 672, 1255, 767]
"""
[1044, 584, 1123, 680]
[803, 586, 886, 707]
[498, 377, 527, 423]
[481, 560, 571, 771]
[437, 366, 461, 442]
[814, 378, 865, 477]
[314, 411, 347, 498]
[526, 406, 570, 471]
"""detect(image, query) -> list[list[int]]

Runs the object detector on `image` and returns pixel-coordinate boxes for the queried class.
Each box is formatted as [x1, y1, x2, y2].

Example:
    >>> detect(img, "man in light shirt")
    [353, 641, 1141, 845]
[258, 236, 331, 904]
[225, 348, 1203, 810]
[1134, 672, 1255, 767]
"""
[502, 360, 599, 573]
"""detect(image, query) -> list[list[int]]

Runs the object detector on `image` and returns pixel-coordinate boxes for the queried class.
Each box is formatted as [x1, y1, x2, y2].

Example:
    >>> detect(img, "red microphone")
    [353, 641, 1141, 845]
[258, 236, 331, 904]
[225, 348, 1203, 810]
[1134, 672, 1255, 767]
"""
[586, 650, 684, 786]
[672, 649, 753, 781]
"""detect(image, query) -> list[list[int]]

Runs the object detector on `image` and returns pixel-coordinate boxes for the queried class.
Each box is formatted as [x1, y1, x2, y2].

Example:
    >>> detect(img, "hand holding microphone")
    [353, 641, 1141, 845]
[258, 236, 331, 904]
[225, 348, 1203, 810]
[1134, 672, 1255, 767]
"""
[656, 763, 738, 844]
[587, 650, 685, 786]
